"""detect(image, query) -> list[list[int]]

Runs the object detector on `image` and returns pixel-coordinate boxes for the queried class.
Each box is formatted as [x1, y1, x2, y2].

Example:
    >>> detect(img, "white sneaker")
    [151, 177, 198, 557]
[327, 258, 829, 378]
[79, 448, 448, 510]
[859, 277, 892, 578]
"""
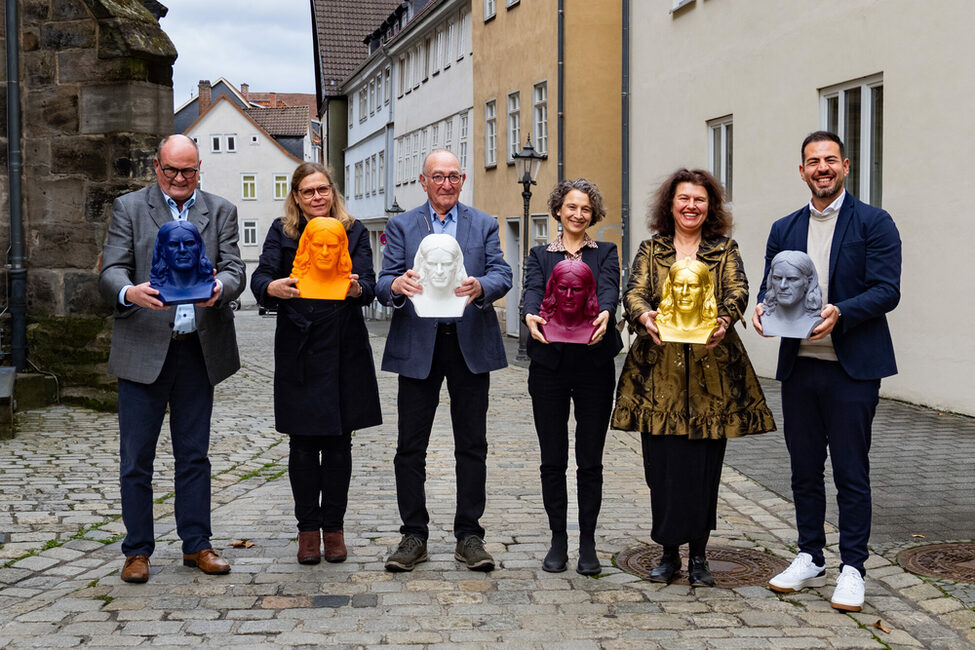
[768, 552, 827, 593]
[831, 565, 865, 612]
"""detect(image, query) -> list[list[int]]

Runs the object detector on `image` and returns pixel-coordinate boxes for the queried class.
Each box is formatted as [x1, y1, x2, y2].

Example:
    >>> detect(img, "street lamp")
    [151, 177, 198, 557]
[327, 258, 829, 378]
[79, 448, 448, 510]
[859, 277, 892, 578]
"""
[512, 134, 547, 362]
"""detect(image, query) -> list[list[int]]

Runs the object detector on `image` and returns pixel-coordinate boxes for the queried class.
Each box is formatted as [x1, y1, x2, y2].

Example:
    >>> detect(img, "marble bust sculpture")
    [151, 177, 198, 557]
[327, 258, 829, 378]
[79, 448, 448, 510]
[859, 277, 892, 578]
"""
[760, 250, 824, 339]
[149, 220, 215, 305]
[410, 233, 468, 318]
[539, 259, 598, 344]
[657, 258, 718, 345]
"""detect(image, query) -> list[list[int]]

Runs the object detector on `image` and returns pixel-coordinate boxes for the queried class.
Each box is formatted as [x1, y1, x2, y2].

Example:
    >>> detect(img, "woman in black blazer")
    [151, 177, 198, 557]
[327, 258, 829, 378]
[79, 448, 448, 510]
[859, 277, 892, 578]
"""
[522, 178, 623, 575]
[251, 162, 381, 566]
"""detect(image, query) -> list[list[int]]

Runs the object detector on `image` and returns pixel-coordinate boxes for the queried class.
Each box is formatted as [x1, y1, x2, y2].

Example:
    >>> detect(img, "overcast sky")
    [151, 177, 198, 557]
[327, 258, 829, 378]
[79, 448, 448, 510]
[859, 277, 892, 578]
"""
[160, 0, 316, 108]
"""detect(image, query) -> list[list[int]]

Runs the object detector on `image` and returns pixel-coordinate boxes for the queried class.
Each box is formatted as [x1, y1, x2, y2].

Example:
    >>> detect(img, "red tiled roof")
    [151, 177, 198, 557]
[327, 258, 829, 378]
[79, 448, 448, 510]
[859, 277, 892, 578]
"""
[246, 92, 318, 114]
[312, 0, 402, 98]
[243, 105, 310, 137]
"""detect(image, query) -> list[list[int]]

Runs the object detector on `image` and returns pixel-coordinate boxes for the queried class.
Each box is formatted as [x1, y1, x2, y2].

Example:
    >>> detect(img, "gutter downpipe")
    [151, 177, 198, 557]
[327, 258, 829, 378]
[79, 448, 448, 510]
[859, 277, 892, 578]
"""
[620, 0, 630, 283]
[557, 0, 564, 183]
[6, 0, 27, 371]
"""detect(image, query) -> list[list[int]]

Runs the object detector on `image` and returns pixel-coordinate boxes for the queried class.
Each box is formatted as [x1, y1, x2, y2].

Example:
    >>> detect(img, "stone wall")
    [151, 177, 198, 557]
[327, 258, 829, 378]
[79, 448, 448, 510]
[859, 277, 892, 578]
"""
[1, 0, 176, 409]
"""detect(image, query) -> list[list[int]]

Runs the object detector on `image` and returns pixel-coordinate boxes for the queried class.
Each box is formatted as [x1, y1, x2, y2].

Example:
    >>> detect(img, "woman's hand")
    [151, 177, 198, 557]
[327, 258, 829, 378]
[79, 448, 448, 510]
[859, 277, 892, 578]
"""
[267, 276, 300, 300]
[525, 313, 549, 344]
[346, 273, 362, 299]
[640, 310, 663, 346]
[588, 310, 610, 346]
[706, 316, 730, 349]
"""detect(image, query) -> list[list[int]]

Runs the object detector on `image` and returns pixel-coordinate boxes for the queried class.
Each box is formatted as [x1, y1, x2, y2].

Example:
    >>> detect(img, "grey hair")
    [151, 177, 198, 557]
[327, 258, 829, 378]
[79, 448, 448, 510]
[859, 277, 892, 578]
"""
[764, 250, 822, 313]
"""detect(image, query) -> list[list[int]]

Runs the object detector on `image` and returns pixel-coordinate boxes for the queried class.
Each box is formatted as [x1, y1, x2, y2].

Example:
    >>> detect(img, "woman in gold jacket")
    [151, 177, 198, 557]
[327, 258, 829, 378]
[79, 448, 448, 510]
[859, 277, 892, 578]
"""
[612, 169, 774, 587]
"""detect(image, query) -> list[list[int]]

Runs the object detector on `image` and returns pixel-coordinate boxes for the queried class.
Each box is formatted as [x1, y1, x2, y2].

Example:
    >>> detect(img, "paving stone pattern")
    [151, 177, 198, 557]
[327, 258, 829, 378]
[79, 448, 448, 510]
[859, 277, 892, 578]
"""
[0, 310, 972, 648]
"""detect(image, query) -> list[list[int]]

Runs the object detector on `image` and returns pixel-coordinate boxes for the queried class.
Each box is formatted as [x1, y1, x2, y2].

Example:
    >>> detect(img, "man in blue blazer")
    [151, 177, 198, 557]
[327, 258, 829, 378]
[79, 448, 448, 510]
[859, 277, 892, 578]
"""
[100, 135, 245, 583]
[753, 131, 901, 612]
[377, 149, 512, 572]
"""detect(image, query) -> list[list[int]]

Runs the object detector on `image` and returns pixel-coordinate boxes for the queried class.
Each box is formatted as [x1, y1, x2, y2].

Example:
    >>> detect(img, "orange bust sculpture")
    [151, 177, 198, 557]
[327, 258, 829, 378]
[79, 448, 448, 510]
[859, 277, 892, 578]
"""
[290, 217, 353, 299]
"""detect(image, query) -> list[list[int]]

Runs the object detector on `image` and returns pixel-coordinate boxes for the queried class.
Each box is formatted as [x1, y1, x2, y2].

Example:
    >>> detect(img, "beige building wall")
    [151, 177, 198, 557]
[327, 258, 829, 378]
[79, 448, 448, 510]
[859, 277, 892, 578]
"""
[630, 0, 975, 415]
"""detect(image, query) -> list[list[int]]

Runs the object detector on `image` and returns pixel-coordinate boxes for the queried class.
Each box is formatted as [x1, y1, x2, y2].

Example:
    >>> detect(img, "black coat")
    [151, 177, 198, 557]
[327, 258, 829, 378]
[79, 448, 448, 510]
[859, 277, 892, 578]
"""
[522, 241, 623, 371]
[251, 218, 382, 436]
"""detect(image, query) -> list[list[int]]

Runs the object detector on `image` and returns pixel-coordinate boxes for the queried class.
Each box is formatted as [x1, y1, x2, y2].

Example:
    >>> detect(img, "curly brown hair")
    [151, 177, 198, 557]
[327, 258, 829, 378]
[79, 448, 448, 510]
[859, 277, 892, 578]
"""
[647, 168, 731, 239]
[547, 178, 607, 226]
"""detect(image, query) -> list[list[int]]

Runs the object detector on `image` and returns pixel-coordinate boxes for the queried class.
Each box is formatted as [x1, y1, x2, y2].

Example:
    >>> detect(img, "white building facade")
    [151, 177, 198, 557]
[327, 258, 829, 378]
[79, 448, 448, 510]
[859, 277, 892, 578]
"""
[629, 0, 975, 415]
[184, 97, 302, 307]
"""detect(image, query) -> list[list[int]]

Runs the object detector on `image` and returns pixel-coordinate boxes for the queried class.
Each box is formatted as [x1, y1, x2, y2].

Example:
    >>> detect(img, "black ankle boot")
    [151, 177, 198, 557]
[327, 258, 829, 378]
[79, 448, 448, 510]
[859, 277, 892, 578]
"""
[542, 532, 568, 573]
[576, 536, 600, 576]
[688, 555, 715, 587]
[649, 549, 681, 583]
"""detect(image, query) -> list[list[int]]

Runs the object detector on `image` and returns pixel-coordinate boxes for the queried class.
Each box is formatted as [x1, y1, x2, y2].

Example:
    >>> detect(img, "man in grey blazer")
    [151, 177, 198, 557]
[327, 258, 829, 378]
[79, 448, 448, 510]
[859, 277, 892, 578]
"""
[377, 149, 512, 572]
[99, 134, 245, 583]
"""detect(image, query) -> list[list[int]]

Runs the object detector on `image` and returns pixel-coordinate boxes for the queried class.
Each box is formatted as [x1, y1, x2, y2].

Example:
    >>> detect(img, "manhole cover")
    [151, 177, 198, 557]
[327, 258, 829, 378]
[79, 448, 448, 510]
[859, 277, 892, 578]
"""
[615, 544, 791, 588]
[897, 543, 975, 583]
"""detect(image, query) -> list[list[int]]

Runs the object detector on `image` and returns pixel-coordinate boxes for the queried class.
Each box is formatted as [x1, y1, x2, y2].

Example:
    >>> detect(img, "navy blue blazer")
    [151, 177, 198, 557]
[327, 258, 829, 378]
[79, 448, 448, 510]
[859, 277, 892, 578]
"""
[757, 193, 901, 381]
[522, 242, 623, 370]
[376, 202, 513, 379]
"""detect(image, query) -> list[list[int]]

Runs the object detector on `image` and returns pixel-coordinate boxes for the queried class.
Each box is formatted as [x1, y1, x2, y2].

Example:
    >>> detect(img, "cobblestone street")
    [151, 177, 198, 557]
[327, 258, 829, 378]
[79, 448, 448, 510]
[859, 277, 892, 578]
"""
[0, 309, 973, 648]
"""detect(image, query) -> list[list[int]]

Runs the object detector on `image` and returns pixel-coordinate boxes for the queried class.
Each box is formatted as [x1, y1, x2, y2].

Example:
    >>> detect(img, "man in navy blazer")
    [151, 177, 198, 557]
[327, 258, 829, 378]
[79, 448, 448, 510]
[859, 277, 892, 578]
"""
[377, 149, 512, 572]
[754, 131, 901, 612]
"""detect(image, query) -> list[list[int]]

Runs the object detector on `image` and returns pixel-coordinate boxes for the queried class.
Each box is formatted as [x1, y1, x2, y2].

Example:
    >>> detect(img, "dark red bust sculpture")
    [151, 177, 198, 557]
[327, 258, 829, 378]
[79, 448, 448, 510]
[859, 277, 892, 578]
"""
[539, 259, 599, 344]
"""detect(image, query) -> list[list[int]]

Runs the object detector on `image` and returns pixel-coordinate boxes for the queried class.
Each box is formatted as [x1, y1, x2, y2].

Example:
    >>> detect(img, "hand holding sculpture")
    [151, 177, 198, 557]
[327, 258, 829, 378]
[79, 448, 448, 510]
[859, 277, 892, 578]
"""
[760, 250, 824, 339]
[410, 234, 468, 318]
[149, 220, 216, 305]
[657, 258, 718, 345]
[538, 259, 599, 344]
[291, 217, 353, 300]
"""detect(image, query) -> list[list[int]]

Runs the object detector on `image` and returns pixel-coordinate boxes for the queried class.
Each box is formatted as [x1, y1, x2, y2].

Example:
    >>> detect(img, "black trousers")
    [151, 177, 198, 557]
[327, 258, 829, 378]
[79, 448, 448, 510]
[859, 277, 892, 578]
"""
[288, 432, 353, 532]
[782, 357, 879, 573]
[528, 348, 615, 537]
[394, 329, 489, 540]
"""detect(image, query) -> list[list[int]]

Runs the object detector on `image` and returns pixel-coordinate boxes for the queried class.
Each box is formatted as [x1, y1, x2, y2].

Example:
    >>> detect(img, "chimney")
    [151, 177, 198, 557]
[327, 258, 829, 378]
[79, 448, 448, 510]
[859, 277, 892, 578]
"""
[269, 92, 277, 107]
[198, 80, 212, 114]
[240, 83, 249, 100]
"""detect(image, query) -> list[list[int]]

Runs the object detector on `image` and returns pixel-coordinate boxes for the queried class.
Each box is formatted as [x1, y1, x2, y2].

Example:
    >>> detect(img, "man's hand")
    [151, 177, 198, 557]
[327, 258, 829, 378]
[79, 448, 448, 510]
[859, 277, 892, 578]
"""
[196, 276, 223, 308]
[640, 310, 662, 346]
[705, 316, 730, 350]
[267, 276, 299, 299]
[808, 303, 840, 340]
[125, 282, 168, 310]
[455, 277, 483, 306]
[752, 303, 767, 336]
[589, 310, 610, 346]
[391, 269, 422, 297]
[525, 313, 548, 344]
[346, 273, 363, 299]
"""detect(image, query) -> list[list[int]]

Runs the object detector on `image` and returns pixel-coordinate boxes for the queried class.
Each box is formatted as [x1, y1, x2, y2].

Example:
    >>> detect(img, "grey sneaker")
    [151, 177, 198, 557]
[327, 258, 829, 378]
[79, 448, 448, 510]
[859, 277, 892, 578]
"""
[455, 535, 495, 571]
[385, 535, 428, 572]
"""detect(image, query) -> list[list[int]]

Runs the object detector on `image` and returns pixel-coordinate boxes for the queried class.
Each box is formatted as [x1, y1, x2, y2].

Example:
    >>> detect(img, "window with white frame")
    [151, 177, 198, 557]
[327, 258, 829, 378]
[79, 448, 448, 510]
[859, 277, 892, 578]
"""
[354, 161, 363, 198]
[413, 48, 421, 89]
[349, 101, 354, 128]
[507, 0, 520, 8]
[210, 135, 221, 152]
[398, 56, 406, 97]
[444, 117, 454, 152]
[242, 220, 257, 246]
[365, 157, 372, 196]
[507, 92, 521, 161]
[405, 51, 413, 92]
[458, 11, 469, 60]
[707, 115, 733, 201]
[273, 174, 289, 200]
[444, 20, 454, 69]
[431, 124, 440, 150]
[484, 0, 496, 21]
[395, 139, 403, 185]
[435, 29, 444, 72]
[249, 134, 259, 145]
[420, 128, 429, 168]
[345, 165, 351, 193]
[359, 89, 367, 122]
[457, 111, 469, 171]
[225, 134, 237, 152]
[412, 131, 420, 179]
[424, 37, 433, 80]
[384, 67, 391, 104]
[482, 101, 494, 167]
[369, 79, 376, 115]
[532, 215, 548, 246]
[821, 74, 883, 205]
[378, 152, 385, 193]
[241, 173, 256, 200]
[533, 82, 548, 155]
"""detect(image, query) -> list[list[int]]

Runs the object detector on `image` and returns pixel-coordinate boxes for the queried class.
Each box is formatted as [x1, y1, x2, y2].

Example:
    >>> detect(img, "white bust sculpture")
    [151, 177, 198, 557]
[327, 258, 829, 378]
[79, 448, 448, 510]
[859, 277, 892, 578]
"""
[761, 250, 824, 339]
[409, 234, 468, 318]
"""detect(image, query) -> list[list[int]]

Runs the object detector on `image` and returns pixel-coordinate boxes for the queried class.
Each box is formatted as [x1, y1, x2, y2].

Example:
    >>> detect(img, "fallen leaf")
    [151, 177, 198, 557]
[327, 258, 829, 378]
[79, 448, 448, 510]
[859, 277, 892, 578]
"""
[873, 619, 890, 634]
[229, 539, 255, 548]
[911, 534, 926, 539]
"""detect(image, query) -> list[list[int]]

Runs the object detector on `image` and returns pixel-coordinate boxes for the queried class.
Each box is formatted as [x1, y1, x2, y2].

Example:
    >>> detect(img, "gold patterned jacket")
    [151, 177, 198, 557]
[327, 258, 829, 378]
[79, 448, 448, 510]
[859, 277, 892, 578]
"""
[611, 235, 775, 439]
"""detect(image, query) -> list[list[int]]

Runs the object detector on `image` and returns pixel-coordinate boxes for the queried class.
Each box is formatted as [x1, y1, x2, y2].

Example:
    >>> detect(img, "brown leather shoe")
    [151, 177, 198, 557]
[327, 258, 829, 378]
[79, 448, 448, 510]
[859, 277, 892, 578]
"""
[121, 554, 150, 583]
[297, 530, 322, 565]
[182, 548, 230, 575]
[323, 530, 347, 563]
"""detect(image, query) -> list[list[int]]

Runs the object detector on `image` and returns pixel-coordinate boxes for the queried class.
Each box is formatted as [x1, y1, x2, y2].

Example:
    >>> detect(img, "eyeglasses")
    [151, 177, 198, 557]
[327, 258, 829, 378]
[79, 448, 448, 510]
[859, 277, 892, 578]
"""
[298, 184, 332, 199]
[428, 173, 463, 186]
[160, 166, 199, 180]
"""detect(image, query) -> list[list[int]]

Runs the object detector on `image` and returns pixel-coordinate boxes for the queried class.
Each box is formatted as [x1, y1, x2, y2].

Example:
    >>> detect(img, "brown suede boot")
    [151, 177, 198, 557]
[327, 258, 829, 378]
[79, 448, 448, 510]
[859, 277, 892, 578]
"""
[297, 530, 321, 565]
[323, 530, 347, 563]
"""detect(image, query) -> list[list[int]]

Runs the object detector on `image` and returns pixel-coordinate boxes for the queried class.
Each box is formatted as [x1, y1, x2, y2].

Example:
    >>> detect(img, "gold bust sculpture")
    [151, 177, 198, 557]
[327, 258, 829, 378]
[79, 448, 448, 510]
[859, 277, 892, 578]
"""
[657, 258, 718, 345]
[290, 217, 353, 300]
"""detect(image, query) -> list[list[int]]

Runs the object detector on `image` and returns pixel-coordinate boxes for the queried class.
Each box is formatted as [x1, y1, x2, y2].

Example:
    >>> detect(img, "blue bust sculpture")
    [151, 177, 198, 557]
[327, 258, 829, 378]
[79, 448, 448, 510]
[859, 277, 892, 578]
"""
[149, 221, 215, 305]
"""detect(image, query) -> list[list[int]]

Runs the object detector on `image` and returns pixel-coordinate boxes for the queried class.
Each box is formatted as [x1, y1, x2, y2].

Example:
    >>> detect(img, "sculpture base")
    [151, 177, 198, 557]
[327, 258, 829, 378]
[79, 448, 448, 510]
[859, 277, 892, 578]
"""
[410, 294, 468, 319]
[154, 282, 216, 306]
[658, 322, 718, 345]
[297, 278, 351, 300]
[541, 322, 597, 345]
[760, 313, 823, 340]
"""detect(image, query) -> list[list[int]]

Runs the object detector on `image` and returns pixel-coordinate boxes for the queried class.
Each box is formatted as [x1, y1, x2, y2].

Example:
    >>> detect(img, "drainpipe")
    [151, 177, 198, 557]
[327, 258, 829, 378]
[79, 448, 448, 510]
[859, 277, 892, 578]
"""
[557, 0, 564, 183]
[620, 0, 631, 282]
[6, 0, 27, 371]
